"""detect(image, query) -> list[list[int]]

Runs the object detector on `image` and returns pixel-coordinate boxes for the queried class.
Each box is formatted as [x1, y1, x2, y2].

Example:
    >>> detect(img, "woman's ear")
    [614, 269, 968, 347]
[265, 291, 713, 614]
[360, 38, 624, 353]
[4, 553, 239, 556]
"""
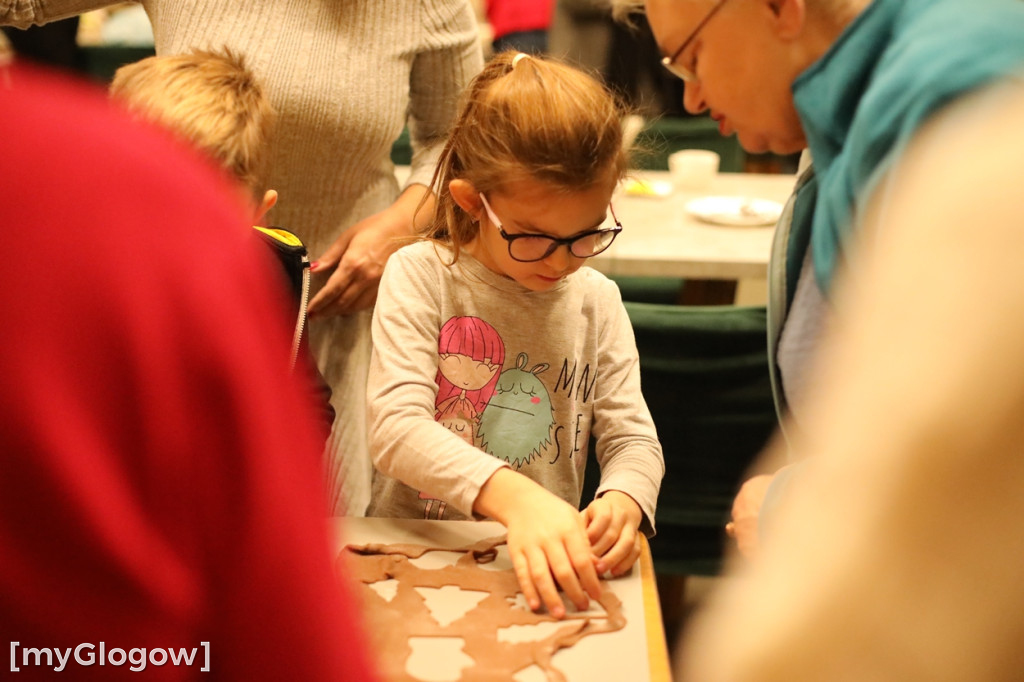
[449, 179, 482, 220]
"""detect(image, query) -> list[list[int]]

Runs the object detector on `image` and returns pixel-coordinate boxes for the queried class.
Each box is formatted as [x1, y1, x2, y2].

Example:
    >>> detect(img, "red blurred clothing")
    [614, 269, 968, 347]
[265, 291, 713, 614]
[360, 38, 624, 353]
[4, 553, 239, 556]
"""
[486, 0, 553, 39]
[0, 63, 377, 682]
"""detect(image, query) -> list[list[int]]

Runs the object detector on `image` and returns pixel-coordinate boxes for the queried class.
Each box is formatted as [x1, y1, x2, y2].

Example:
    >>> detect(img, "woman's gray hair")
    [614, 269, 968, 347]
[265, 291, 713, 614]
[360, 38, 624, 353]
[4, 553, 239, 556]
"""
[611, 0, 645, 22]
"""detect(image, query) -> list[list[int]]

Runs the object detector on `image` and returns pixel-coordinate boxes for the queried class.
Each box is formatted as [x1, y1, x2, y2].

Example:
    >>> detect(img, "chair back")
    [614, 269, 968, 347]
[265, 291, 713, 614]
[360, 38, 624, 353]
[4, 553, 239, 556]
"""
[583, 302, 776, 575]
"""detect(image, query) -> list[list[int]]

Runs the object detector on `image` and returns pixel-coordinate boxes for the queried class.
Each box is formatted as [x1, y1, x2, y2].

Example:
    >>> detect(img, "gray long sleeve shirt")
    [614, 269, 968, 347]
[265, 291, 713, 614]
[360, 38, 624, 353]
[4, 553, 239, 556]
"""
[366, 242, 664, 532]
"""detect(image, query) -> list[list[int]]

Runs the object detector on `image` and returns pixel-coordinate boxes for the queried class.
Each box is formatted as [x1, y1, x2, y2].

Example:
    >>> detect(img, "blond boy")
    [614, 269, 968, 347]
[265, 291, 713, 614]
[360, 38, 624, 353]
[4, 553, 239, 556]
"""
[111, 48, 333, 430]
[110, 48, 278, 221]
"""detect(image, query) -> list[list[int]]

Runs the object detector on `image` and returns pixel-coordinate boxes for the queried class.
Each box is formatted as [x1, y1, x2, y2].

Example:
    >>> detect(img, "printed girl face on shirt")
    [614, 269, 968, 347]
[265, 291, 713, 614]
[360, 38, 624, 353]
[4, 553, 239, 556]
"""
[459, 174, 618, 292]
[438, 353, 501, 391]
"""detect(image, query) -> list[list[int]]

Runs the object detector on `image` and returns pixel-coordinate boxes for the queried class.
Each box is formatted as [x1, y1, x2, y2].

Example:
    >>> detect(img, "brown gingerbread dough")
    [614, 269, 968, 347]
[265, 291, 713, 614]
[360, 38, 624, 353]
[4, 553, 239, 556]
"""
[340, 534, 626, 681]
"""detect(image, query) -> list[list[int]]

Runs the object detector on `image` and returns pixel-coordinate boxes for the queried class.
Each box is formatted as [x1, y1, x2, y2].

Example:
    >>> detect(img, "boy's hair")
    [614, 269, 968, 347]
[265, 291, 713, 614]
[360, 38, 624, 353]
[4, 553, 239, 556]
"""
[426, 51, 630, 260]
[110, 48, 275, 198]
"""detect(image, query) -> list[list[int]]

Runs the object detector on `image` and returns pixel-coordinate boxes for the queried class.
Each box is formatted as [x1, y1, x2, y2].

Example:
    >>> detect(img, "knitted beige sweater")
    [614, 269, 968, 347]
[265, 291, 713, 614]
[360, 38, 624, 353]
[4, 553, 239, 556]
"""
[4, 0, 484, 515]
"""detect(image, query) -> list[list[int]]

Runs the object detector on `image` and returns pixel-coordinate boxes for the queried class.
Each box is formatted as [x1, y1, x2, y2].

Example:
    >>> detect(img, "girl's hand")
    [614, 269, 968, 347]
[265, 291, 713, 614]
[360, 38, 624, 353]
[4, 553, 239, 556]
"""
[307, 185, 433, 318]
[582, 491, 643, 577]
[475, 469, 602, 619]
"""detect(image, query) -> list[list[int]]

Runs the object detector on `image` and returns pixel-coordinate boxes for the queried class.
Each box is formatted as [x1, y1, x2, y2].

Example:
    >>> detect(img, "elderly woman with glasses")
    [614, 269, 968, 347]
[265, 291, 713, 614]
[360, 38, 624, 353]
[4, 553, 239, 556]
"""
[642, 0, 1024, 428]
[628, 0, 1024, 677]
[637, 0, 1024, 534]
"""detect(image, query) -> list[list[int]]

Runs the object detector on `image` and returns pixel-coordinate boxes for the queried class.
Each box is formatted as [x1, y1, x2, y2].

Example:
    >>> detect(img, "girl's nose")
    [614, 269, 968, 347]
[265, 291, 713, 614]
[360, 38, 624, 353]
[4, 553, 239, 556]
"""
[544, 244, 575, 270]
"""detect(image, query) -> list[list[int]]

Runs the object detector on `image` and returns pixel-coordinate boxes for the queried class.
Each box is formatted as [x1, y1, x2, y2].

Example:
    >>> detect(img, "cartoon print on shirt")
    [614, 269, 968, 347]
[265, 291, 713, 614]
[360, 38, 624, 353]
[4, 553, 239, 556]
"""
[422, 316, 505, 518]
[478, 353, 554, 469]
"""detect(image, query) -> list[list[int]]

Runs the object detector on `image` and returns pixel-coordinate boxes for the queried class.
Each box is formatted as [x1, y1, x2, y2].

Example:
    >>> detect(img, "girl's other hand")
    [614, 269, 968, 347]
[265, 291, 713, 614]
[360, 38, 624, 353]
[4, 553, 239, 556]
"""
[474, 469, 602, 619]
[582, 491, 643, 577]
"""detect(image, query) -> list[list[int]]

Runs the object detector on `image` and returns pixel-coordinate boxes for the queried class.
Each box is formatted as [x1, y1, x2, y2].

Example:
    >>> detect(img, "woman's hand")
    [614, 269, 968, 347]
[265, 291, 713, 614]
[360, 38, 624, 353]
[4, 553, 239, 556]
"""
[474, 469, 602, 619]
[307, 185, 433, 318]
[582, 491, 643, 577]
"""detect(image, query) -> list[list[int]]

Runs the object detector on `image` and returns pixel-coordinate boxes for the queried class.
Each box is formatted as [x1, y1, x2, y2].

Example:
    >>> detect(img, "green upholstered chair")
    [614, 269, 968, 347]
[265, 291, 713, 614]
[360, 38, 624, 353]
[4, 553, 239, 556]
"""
[632, 302, 775, 576]
[608, 274, 685, 305]
[581, 301, 775, 640]
[583, 301, 776, 576]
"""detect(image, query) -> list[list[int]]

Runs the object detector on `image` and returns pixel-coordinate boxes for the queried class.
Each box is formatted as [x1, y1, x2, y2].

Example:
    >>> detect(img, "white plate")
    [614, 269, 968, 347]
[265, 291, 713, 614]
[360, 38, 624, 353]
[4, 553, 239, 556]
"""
[685, 196, 783, 226]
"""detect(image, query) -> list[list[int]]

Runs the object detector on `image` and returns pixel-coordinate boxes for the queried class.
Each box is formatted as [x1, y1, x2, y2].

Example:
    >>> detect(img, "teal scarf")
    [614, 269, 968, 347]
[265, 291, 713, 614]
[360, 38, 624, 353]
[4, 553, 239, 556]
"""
[792, 0, 1024, 293]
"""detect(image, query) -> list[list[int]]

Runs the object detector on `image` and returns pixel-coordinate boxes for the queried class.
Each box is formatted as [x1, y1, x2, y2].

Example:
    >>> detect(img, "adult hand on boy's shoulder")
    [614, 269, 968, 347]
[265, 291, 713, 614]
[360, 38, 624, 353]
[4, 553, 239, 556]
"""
[308, 185, 431, 318]
[307, 211, 399, 317]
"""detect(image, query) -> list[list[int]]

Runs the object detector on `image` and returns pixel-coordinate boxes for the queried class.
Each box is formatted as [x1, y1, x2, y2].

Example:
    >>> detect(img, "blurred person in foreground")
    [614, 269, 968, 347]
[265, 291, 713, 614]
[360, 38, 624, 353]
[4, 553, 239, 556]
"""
[679, 80, 1024, 682]
[629, 0, 1024, 557]
[0, 62, 377, 681]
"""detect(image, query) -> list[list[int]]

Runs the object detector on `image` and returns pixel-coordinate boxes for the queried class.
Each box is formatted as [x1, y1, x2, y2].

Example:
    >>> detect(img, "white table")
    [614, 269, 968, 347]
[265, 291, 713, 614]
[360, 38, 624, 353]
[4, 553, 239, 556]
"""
[395, 166, 796, 304]
[593, 171, 796, 281]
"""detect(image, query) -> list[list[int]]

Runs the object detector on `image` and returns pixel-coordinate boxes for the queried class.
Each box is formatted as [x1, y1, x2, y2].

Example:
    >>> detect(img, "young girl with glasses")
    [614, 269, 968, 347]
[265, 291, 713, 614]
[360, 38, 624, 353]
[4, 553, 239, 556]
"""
[365, 51, 664, 619]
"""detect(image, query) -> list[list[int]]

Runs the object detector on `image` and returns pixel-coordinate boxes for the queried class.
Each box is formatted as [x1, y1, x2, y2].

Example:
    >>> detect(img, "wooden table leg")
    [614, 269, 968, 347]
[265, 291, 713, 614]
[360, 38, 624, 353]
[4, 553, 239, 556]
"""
[678, 279, 738, 305]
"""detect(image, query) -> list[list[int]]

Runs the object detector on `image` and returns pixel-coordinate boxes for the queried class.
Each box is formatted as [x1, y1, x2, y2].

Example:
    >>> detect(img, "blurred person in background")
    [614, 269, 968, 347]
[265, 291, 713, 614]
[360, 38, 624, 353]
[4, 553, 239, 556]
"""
[633, 0, 1024, 557]
[486, 0, 553, 54]
[1, 15, 82, 70]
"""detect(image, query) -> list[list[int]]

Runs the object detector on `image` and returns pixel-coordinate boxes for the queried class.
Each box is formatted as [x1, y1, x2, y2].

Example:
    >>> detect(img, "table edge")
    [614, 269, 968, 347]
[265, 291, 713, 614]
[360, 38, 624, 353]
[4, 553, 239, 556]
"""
[640, 534, 672, 681]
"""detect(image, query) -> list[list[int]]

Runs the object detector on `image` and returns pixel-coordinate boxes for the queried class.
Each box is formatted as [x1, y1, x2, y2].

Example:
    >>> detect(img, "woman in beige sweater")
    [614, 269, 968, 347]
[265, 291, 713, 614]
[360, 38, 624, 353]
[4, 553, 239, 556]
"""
[3, 0, 484, 515]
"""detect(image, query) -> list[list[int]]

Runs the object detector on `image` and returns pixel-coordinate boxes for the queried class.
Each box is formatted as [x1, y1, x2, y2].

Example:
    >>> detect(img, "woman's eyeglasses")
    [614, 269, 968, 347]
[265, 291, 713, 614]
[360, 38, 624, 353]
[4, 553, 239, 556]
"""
[478, 193, 622, 263]
[661, 0, 730, 82]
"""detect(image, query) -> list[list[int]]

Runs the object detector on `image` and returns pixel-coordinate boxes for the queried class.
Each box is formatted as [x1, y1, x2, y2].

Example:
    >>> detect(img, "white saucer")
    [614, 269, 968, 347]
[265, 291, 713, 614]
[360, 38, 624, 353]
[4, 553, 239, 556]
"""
[685, 196, 783, 226]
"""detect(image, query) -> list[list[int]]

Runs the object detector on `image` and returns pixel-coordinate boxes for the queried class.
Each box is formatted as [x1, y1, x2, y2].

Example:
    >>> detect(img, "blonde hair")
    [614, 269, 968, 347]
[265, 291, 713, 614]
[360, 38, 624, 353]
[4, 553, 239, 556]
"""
[427, 51, 629, 260]
[110, 48, 275, 197]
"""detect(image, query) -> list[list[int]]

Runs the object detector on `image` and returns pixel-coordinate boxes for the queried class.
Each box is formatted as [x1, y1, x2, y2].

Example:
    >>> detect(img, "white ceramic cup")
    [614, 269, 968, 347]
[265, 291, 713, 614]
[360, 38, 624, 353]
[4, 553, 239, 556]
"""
[669, 149, 721, 192]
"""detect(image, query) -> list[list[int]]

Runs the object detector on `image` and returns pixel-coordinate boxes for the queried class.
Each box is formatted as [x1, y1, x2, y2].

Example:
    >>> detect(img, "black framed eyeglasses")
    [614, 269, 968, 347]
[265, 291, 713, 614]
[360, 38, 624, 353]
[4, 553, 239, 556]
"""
[479, 193, 622, 263]
[661, 0, 730, 82]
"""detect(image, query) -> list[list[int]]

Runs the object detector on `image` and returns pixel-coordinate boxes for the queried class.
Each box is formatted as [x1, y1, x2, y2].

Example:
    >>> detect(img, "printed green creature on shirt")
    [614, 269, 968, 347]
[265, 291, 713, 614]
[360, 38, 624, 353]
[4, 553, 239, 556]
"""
[478, 353, 555, 469]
